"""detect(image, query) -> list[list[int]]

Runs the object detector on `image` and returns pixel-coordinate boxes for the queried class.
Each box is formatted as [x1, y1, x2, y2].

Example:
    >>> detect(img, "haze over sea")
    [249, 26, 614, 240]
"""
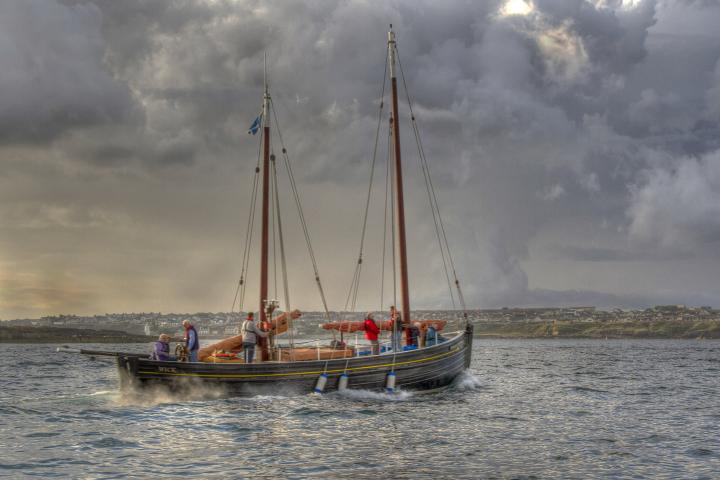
[1, 339, 718, 479]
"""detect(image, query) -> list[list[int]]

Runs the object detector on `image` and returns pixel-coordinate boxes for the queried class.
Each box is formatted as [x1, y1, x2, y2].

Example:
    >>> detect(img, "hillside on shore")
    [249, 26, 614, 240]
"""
[3, 319, 720, 342]
[474, 319, 720, 339]
[0, 326, 154, 343]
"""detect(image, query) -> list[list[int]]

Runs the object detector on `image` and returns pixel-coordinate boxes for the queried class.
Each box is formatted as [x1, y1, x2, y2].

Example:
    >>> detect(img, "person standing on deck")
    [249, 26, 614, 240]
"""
[408, 321, 422, 348]
[416, 322, 428, 348]
[182, 319, 200, 362]
[241, 312, 268, 364]
[390, 306, 403, 351]
[363, 313, 381, 355]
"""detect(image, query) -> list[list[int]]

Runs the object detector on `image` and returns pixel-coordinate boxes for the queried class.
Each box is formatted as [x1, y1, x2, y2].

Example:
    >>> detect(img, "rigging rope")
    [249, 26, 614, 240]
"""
[270, 147, 279, 300]
[344, 48, 389, 313]
[380, 121, 393, 311]
[395, 48, 468, 322]
[232, 117, 264, 313]
[268, 148, 278, 354]
[390, 119, 397, 309]
[270, 98, 333, 321]
[271, 150, 295, 354]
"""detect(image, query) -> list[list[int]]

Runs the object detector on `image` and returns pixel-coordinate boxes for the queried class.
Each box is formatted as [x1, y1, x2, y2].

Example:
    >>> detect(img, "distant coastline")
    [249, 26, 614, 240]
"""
[0, 326, 154, 344]
[474, 319, 720, 339]
[2, 320, 719, 343]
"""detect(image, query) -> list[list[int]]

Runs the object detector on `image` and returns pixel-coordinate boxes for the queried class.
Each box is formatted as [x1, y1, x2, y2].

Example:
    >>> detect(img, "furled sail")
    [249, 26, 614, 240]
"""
[198, 310, 301, 361]
[320, 319, 447, 333]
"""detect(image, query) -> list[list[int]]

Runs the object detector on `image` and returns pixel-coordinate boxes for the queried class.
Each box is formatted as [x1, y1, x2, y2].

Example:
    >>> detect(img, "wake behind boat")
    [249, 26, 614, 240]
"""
[60, 26, 473, 396]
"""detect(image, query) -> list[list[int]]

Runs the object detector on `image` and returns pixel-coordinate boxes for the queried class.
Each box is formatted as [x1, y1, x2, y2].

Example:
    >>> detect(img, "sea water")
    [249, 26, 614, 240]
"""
[1, 339, 718, 478]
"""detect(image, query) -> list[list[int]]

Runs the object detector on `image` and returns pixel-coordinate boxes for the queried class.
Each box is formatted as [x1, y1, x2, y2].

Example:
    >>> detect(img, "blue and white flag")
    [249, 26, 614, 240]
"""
[247, 112, 263, 135]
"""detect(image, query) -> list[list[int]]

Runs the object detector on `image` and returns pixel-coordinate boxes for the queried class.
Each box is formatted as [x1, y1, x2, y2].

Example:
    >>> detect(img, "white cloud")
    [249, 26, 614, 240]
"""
[628, 149, 720, 249]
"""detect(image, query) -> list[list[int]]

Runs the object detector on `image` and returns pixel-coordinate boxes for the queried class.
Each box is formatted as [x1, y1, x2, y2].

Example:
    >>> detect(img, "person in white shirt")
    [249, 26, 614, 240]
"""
[241, 312, 268, 363]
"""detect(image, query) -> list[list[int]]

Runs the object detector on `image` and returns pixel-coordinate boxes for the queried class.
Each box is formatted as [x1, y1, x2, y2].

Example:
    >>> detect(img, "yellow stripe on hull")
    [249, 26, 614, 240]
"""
[138, 346, 461, 379]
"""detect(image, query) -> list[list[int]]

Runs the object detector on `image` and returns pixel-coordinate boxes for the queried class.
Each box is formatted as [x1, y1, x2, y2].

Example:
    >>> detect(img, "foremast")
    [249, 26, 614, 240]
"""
[388, 26, 412, 342]
[259, 57, 271, 361]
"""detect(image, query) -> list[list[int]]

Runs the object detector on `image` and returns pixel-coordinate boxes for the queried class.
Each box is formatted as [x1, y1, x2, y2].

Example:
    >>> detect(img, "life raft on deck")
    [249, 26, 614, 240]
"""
[320, 319, 447, 333]
[203, 347, 355, 363]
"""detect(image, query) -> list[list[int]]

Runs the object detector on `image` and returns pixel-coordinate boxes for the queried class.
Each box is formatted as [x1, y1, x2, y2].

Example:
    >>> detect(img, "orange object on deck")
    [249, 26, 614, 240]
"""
[203, 355, 245, 363]
[203, 347, 354, 363]
[275, 347, 355, 361]
[321, 319, 446, 332]
[197, 310, 302, 361]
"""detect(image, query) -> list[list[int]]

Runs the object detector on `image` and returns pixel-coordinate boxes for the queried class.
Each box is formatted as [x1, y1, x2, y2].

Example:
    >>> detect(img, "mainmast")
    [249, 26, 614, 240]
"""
[259, 54, 271, 361]
[388, 26, 412, 339]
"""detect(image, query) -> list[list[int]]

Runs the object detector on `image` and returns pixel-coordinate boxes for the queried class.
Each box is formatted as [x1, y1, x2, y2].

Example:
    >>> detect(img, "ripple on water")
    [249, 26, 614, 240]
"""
[332, 389, 414, 402]
[24, 432, 61, 438]
[687, 448, 715, 457]
[567, 385, 609, 394]
[288, 407, 335, 417]
[491, 415, 526, 421]
[84, 437, 140, 449]
[0, 459, 93, 471]
[0, 405, 42, 415]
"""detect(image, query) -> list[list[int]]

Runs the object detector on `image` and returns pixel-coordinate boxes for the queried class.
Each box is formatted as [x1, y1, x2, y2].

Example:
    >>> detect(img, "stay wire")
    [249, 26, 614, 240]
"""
[380, 120, 393, 311]
[270, 98, 332, 321]
[271, 148, 294, 352]
[396, 48, 467, 317]
[232, 113, 264, 313]
[344, 47, 389, 313]
[270, 135, 279, 301]
[390, 122, 397, 309]
[413, 117, 456, 309]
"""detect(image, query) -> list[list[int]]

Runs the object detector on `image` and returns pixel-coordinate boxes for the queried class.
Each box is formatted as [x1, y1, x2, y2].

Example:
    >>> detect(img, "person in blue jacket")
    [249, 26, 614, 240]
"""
[425, 325, 446, 346]
[182, 319, 200, 362]
[149, 334, 175, 361]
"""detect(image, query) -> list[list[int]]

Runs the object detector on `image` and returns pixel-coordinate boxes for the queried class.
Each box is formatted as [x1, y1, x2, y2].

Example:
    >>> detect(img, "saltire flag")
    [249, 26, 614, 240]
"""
[247, 112, 263, 135]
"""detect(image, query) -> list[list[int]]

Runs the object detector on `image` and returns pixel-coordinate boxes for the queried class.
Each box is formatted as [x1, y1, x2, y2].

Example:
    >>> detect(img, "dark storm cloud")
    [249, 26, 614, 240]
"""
[0, 1, 137, 144]
[2, 0, 720, 319]
[549, 245, 698, 262]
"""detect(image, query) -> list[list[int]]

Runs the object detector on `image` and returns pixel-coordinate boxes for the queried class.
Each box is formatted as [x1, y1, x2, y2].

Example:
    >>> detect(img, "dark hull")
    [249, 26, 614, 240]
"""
[117, 324, 474, 396]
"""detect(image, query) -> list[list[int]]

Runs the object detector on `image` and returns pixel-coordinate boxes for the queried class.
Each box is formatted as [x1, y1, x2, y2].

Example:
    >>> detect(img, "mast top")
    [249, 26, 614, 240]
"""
[263, 52, 270, 116]
[388, 27, 396, 79]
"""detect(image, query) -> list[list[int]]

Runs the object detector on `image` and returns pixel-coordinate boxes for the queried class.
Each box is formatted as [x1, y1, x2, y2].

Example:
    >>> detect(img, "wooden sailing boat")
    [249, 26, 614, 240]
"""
[64, 27, 473, 396]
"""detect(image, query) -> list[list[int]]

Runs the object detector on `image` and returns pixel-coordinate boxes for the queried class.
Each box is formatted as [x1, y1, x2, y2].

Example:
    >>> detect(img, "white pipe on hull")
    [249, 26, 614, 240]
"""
[385, 371, 397, 393]
[338, 373, 349, 391]
[314, 373, 328, 394]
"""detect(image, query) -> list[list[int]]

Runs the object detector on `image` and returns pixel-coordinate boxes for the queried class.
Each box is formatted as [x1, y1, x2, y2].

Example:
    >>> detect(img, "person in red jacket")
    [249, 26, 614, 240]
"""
[363, 312, 381, 355]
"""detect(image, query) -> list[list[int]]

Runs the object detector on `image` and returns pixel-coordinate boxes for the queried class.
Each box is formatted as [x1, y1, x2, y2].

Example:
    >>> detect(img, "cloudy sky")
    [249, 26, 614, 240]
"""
[2, 0, 720, 319]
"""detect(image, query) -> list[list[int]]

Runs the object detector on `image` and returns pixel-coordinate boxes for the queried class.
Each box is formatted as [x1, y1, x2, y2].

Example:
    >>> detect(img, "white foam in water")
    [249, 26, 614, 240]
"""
[333, 389, 414, 402]
[89, 390, 113, 396]
[453, 370, 482, 391]
[246, 395, 289, 402]
[114, 379, 229, 407]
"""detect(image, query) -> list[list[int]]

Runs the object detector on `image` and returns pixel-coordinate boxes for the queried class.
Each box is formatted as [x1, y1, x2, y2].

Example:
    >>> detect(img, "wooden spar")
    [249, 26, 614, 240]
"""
[388, 27, 412, 343]
[197, 309, 301, 361]
[259, 58, 271, 361]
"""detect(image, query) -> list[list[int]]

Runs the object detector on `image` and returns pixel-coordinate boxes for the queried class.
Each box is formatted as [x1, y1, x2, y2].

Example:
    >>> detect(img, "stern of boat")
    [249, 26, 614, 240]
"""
[116, 355, 140, 391]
